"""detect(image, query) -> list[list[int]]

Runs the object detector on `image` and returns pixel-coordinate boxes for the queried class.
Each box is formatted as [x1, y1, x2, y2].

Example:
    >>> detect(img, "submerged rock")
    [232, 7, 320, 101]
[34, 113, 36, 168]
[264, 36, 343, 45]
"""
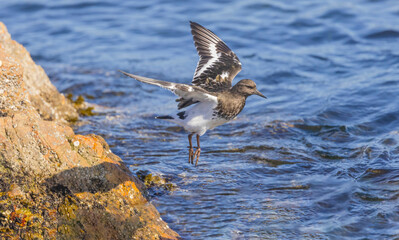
[136, 170, 176, 196]
[0, 22, 179, 239]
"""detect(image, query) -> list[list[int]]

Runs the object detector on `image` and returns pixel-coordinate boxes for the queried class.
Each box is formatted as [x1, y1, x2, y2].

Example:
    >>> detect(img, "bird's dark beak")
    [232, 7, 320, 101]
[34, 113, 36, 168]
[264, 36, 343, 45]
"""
[254, 89, 267, 99]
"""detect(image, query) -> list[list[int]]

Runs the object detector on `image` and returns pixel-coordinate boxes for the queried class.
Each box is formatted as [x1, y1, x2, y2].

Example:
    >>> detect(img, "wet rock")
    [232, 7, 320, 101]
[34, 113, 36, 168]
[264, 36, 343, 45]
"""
[136, 170, 176, 197]
[0, 22, 179, 239]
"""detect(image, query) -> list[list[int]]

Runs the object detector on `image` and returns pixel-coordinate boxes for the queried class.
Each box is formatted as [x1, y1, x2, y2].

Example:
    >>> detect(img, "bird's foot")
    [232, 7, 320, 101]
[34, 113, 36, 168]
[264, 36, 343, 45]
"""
[194, 147, 201, 166]
[188, 147, 194, 164]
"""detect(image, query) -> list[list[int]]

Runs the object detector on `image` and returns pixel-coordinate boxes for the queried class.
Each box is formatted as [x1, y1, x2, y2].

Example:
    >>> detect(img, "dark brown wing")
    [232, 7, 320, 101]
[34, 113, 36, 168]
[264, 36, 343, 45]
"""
[190, 21, 242, 92]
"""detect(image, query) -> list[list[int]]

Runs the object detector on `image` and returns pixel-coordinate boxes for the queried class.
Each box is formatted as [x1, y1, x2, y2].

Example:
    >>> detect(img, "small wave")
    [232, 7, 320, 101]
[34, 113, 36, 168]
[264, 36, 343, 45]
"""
[295, 124, 347, 133]
[50, 27, 72, 36]
[288, 18, 321, 28]
[309, 54, 329, 61]
[319, 9, 355, 20]
[313, 150, 345, 160]
[206, 145, 275, 154]
[243, 2, 297, 13]
[8, 3, 44, 12]
[268, 184, 310, 191]
[49, 1, 114, 10]
[288, 26, 357, 46]
[252, 156, 299, 167]
[264, 70, 306, 84]
[365, 30, 399, 39]
[353, 191, 387, 202]
[359, 168, 399, 184]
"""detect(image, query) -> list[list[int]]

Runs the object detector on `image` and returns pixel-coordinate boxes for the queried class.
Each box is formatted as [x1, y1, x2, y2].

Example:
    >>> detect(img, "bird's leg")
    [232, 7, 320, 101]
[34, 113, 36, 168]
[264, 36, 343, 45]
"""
[194, 134, 201, 166]
[188, 133, 194, 164]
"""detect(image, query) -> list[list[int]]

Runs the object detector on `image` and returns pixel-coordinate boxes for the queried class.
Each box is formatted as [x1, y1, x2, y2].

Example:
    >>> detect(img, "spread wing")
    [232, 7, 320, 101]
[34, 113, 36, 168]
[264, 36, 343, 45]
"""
[190, 21, 242, 92]
[119, 71, 217, 109]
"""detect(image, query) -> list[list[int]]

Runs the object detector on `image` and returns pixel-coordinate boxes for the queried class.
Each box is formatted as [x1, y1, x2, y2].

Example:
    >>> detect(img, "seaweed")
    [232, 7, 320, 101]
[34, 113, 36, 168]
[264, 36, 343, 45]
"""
[66, 93, 97, 118]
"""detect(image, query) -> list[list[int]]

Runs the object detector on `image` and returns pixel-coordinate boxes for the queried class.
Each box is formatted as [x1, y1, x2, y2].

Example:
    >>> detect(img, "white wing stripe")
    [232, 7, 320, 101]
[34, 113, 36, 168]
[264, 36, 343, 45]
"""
[194, 43, 220, 78]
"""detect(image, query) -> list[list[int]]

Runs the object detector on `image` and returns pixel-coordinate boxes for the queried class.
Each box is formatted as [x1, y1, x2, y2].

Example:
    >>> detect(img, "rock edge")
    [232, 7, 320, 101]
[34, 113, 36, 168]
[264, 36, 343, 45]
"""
[0, 22, 179, 240]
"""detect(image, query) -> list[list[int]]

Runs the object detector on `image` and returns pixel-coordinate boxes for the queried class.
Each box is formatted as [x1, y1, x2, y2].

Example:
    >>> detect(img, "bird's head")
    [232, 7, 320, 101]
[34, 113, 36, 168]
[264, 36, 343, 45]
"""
[232, 79, 267, 99]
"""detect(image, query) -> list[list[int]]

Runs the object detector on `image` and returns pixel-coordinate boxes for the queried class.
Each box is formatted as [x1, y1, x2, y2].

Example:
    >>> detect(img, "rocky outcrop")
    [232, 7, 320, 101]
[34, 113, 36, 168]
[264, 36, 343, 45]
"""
[0, 22, 179, 239]
[0, 22, 78, 122]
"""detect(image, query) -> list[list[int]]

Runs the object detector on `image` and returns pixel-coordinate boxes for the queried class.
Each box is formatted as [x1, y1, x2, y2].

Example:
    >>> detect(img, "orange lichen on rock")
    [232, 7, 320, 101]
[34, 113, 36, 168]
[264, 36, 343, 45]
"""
[0, 21, 179, 239]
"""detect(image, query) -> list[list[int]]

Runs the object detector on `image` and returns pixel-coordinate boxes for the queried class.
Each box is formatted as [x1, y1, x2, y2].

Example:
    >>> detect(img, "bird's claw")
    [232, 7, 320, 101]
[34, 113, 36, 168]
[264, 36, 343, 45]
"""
[188, 147, 194, 164]
[194, 148, 201, 166]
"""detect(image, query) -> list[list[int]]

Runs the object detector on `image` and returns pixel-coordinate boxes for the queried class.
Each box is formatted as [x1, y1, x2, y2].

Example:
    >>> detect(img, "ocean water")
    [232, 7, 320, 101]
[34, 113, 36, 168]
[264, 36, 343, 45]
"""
[2, 0, 399, 239]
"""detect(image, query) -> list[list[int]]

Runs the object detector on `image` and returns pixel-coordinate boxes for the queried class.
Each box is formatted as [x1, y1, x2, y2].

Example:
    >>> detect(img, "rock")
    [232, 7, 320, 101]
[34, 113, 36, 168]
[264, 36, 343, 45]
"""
[0, 22, 179, 239]
[0, 22, 78, 122]
[136, 170, 176, 195]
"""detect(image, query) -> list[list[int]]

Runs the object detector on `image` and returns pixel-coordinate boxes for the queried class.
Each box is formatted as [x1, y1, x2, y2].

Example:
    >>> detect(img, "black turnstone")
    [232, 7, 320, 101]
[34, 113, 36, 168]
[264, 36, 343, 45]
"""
[120, 21, 266, 166]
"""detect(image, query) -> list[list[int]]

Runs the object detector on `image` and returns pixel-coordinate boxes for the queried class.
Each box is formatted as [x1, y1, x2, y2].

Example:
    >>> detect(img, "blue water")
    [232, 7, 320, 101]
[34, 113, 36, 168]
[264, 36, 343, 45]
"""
[2, 0, 399, 239]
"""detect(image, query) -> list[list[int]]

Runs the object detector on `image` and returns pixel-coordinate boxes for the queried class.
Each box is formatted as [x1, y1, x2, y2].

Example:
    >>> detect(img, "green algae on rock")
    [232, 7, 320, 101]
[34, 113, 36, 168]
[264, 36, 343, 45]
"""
[66, 94, 97, 117]
[136, 170, 176, 196]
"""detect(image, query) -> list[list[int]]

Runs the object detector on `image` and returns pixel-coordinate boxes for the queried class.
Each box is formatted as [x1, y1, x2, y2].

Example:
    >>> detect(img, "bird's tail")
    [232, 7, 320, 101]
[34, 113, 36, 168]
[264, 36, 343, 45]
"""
[118, 70, 175, 89]
[155, 115, 174, 120]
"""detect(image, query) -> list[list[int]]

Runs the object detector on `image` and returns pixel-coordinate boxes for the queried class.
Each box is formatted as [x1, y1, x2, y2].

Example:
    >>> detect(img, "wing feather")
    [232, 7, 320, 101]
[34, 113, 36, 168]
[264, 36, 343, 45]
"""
[190, 21, 242, 92]
[119, 71, 217, 108]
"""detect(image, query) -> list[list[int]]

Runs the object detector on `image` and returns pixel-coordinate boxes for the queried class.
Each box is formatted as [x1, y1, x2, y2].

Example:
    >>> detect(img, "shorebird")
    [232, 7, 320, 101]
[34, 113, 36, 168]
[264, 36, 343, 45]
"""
[120, 21, 266, 166]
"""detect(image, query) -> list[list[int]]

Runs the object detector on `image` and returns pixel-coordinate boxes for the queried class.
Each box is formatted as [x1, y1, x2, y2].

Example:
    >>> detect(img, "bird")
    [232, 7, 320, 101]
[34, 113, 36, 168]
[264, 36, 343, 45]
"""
[120, 21, 266, 166]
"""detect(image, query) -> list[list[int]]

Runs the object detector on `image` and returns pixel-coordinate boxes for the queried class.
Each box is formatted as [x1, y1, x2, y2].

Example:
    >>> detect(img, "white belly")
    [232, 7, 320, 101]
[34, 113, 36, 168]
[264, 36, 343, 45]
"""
[172, 102, 230, 136]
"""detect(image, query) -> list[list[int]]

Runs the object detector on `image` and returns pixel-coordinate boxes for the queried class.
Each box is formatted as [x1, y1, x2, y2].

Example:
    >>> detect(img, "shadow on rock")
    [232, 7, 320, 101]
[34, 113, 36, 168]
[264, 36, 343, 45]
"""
[39, 162, 181, 239]
[44, 162, 139, 195]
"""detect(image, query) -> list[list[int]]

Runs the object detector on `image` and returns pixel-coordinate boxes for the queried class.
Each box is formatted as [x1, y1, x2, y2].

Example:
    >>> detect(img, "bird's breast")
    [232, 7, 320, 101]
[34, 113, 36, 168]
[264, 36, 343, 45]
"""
[212, 94, 246, 120]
